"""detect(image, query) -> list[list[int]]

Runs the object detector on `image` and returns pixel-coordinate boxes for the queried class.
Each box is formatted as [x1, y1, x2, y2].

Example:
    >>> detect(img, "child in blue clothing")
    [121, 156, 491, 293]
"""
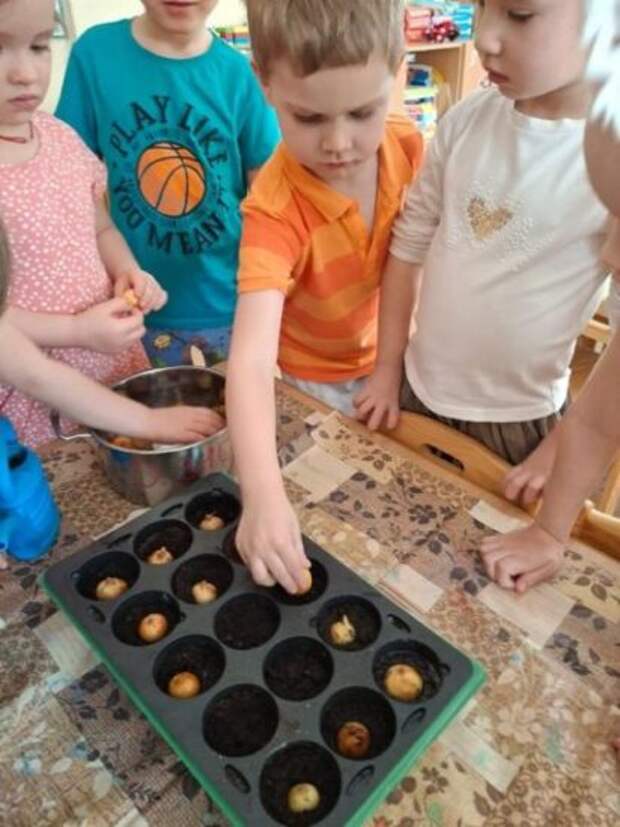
[56, 0, 280, 367]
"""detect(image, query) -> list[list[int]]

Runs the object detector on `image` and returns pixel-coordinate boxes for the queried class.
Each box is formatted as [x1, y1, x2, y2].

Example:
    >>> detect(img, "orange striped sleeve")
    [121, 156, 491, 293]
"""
[238, 205, 304, 295]
[387, 114, 425, 176]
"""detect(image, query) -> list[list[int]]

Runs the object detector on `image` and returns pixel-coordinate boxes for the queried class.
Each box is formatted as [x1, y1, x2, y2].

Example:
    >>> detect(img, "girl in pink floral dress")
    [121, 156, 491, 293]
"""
[0, 0, 168, 446]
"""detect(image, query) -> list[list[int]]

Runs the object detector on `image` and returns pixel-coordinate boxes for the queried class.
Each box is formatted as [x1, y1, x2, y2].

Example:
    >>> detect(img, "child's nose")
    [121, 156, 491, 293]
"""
[321, 123, 352, 155]
[474, 10, 503, 58]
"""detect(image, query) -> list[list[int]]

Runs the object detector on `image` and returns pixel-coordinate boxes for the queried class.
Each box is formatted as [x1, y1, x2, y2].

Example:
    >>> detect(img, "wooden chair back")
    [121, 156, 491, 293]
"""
[384, 412, 620, 558]
[382, 412, 511, 501]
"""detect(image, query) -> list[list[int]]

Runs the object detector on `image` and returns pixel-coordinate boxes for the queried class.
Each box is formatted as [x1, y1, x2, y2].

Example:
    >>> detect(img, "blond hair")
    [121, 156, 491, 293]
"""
[245, 0, 404, 78]
[0, 218, 9, 313]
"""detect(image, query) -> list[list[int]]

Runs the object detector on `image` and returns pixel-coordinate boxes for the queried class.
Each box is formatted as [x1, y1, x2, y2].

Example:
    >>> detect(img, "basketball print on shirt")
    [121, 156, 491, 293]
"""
[107, 95, 232, 258]
[137, 141, 207, 217]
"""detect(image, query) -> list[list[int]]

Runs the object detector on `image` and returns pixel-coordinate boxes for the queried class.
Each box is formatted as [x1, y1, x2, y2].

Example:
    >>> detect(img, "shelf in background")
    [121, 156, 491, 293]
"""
[406, 40, 470, 52]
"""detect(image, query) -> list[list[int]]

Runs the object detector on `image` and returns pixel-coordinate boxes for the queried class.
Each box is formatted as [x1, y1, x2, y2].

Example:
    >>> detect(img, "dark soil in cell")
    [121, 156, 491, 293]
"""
[214, 594, 280, 649]
[204, 684, 278, 756]
[264, 637, 333, 701]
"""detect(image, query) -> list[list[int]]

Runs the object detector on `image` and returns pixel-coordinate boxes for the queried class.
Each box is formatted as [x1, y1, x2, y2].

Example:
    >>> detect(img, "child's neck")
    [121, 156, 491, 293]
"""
[0, 120, 38, 165]
[320, 154, 379, 232]
[515, 79, 592, 121]
[132, 14, 212, 59]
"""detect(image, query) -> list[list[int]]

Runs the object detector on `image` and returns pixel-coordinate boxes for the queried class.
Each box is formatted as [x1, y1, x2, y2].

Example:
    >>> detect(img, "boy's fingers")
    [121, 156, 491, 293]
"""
[113, 275, 131, 296]
[291, 532, 309, 571]
[480, 547, 499, 579]
[515, 560, 557, 593]
[503, 466, 526, 500]
[354, 396, 375, 420]
[495, 559, 519, 590]
[366, 405, 386, 432]
[385, 403, 400, 430]
[250, 558, 276, 588]
[522, 475, 545, 505]
[153, 292, 167, 311]
[119, 312, 145, 332]
[106, 296, 134, 314]
[480, 535, 501, 553]
[481, 546, 512, 581]
[266, 553, 299, 595]
[127, 324, 146, 343]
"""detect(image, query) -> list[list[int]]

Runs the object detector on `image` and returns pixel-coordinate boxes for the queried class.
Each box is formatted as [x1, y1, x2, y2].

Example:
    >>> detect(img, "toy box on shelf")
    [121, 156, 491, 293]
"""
[403, 61, 450, 140]
[397, 2, 482, 122]
[404, 1, 475, 45]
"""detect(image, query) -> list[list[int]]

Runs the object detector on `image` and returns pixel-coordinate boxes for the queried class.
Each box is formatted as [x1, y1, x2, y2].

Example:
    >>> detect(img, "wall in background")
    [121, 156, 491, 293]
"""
[46, 0, 246, 111]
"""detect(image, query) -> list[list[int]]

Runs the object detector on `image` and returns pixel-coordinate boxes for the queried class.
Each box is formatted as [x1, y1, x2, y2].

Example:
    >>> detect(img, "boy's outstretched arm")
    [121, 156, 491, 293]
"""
[482, 331, 620, 592]
[354, 255, 421, 430]
[226, 291, 311, 595]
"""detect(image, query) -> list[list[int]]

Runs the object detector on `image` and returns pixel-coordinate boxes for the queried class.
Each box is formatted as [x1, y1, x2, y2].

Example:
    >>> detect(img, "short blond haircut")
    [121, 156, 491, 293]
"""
[245, 0, 404, 78]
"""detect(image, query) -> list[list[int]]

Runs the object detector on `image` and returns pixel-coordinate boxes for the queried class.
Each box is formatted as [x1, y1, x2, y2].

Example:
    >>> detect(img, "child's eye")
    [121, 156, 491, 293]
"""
[31, 43, 50, 53]
[508, 11, 534, 23]
[293, 114, 325, 125]
[350, 109, 375, 121]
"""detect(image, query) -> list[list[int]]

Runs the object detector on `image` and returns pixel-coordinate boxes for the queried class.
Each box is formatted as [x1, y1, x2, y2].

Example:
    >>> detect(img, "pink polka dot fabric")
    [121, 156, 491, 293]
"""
[0, 112, 149, 447]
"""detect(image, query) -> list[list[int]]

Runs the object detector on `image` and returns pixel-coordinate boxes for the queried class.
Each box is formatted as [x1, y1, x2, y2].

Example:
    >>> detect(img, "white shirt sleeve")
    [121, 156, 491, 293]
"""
[390, 118, 448, 264]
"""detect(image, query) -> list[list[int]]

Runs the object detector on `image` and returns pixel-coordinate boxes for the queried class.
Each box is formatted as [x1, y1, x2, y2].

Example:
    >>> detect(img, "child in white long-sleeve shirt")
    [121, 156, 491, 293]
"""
[356, 0, 619, 510]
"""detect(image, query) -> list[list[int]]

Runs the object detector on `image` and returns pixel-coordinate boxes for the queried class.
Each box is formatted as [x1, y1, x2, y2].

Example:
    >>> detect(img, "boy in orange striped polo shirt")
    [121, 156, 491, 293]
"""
[226, 0, 423, 593]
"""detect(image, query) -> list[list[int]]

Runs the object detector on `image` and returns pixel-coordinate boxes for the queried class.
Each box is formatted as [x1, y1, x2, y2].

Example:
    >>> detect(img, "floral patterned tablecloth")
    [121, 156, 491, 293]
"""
[0, 388, 618, 827]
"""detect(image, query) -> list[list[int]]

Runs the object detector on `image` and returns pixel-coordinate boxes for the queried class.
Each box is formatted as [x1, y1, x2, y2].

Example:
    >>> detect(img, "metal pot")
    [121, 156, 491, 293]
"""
[51, 366, 233, 506]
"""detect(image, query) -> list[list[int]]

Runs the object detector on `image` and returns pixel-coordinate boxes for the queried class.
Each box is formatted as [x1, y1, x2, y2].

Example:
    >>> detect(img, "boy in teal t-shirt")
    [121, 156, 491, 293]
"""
[56, 2, 280, 366]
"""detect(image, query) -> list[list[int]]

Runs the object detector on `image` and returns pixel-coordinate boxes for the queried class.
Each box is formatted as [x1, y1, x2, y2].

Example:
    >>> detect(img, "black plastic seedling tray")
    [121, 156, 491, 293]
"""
[43, 473, 485, 827]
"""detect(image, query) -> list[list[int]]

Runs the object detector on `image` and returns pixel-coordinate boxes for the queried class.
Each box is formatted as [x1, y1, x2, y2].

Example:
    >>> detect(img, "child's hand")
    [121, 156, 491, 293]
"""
[353, 364, 402, 431]
[143, 406, 225, 443]
[76, 298, 146, 353]
[602, 217, 620, 274]
[115, 270, 167, 313]
[503, 427, 559, 506]
[235, 489, 311, 595]
[480, 524, 565, 593]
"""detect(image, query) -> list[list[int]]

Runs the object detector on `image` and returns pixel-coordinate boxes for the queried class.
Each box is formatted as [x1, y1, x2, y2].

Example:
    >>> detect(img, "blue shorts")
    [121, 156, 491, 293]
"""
[143, 326, 232, 368]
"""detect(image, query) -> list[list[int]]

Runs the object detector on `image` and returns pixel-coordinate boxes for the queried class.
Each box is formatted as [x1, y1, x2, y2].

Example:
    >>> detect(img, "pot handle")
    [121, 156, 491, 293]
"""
[50, 411, 93, 443]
